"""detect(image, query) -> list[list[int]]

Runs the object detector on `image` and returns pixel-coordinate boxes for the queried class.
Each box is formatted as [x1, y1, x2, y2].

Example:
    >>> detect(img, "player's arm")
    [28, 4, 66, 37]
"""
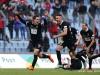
[53, 26, 68, 38]
[87, 34, 95, 49]
[16, 14, 27, 25]
[75, 31, 82, 45]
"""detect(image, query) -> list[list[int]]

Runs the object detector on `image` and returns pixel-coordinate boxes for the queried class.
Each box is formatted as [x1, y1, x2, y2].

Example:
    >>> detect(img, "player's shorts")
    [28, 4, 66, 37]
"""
[63, 59, 82, 70]
[86, 43, 96, 55]
[29, 40, 42, 51]
[61, 40, 77, 52]
[70, 59, 82, 70]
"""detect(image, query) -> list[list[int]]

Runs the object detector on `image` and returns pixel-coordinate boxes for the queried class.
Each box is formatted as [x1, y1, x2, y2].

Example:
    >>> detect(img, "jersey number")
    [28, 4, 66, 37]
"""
[31, 29, 37, 34]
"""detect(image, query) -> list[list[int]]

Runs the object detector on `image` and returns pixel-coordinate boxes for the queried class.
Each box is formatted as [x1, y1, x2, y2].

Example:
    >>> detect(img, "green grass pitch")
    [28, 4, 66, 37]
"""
[0, 69, 100, 75]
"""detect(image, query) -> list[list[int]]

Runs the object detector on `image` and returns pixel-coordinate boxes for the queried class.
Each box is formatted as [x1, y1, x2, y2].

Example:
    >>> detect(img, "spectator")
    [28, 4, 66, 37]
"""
[78, 2, 87, 24]
[88, 0, 97, 30]
[61, 0, 68, 20]
[52, 0, 61, 17]
[13, 15, 21, 40]
[43, 0, 51, 12]
[7, 15, 14, 40]
[20, 14, 27, 40]
[0, 14, 5, 40]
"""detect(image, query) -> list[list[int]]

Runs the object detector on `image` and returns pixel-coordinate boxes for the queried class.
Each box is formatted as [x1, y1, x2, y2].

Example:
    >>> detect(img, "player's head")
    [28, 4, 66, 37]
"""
[55, 14, 62, 25]
[32, 15, 40, 25]
[81, 23, 88, 31]
[44, 10, 49, 16]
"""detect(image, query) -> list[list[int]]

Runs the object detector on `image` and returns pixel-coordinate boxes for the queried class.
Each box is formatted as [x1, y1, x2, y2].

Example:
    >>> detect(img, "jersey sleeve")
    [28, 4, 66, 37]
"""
[62, 21, 70, 31]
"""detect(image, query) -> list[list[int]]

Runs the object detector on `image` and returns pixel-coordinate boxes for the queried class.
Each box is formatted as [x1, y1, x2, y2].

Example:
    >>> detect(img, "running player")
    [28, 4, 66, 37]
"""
[17, 14, 54, 70]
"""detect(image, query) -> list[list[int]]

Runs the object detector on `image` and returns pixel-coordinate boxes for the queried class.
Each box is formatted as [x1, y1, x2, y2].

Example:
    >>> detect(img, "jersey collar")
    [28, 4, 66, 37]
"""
[60, 20, 63, 25]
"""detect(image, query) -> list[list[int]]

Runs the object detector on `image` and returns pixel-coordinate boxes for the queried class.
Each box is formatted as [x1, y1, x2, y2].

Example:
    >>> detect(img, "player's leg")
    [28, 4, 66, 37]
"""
[76, 51, 87, 69]
[88, 54, 93, 70]
[88, 53, 100, 70]
[56, 44, 63, 68]
[32, 48, 39, 68]
[27, 48, 39, 70]
[38, 52, 54, 63]
[90, 54, 100, 59]
[89, 44, 100, 59]
[88, 46, 96, 70]
[68, 44, 76, 59]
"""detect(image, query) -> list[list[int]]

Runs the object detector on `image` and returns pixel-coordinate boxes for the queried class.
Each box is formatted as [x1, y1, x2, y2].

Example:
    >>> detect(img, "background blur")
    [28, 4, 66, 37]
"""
[0, 0, 100, 54]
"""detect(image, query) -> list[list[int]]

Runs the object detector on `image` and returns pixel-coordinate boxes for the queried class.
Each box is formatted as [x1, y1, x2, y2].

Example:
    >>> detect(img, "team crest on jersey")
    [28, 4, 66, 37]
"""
[64, 26, 67, 28]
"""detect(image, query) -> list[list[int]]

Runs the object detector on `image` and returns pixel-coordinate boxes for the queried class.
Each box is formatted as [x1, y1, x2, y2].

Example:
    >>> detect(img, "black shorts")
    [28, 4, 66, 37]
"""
[30, 40, 42, 50]
[86, 43, 96, 54]
[63, 59, 82, 70]
[61, 41, 76, 52]
[70, 59, 82, 70]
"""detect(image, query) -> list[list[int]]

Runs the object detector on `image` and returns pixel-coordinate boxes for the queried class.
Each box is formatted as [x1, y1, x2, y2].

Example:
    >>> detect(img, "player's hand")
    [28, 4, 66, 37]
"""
[82, 44, 86, 48]
[85, 47, 90, 53]
[53, 35, 58, 38]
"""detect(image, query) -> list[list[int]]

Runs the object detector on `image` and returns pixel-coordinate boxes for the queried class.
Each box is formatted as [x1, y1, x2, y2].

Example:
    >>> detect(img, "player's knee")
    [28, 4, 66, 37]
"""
[38, 52, 43, 57]
[69, 50, 75, 55]
[69, 52, 76, 59]
[34, 49, 40, 55]
[56, 48, 60, 51]
[56, 45, 63, 51]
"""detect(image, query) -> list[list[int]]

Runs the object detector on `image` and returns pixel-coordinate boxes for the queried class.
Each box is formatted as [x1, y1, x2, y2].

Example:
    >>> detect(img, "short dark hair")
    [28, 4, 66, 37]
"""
[82, 23, 88, 27]
[32, 15, 40, 20]
[84, 23, 88, 27]
[55, 14, 62, 17]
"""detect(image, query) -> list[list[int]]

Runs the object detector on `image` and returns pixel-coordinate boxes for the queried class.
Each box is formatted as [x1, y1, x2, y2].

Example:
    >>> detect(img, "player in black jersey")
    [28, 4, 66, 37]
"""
[80, 23, 100, 70]
[53, 14, 81, 68]
[63, 50, 87, 70]
[17, 15, 54, 70]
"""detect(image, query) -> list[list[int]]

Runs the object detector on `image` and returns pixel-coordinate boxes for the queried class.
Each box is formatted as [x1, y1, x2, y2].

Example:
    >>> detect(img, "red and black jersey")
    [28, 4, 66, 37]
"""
[80, 29, 95, 46]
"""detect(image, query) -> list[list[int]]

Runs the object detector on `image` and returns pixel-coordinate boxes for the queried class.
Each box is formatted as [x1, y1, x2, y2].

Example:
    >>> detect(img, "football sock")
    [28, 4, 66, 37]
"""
[32, 55, 38, 68]
[90, 54, 100, 59]
[89, 58, 92, 69]
[56, 51, 62, 65]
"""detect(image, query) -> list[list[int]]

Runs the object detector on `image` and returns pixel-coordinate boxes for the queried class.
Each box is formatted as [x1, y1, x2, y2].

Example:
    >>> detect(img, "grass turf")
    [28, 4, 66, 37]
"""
[0, 69, 100, 75]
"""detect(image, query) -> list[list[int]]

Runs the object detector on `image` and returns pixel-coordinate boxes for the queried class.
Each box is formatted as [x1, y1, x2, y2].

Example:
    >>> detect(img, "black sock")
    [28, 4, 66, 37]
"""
[41, 54, 49, 58]
[91, 54, 100, 59]
[89, 58, 92, 69]
[56, 51, 62, 65]
[70, 59, 76, 69]
[79, 56, 85, 63]
[77, 50, 87, 58]
[32, 55, 38, 68]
